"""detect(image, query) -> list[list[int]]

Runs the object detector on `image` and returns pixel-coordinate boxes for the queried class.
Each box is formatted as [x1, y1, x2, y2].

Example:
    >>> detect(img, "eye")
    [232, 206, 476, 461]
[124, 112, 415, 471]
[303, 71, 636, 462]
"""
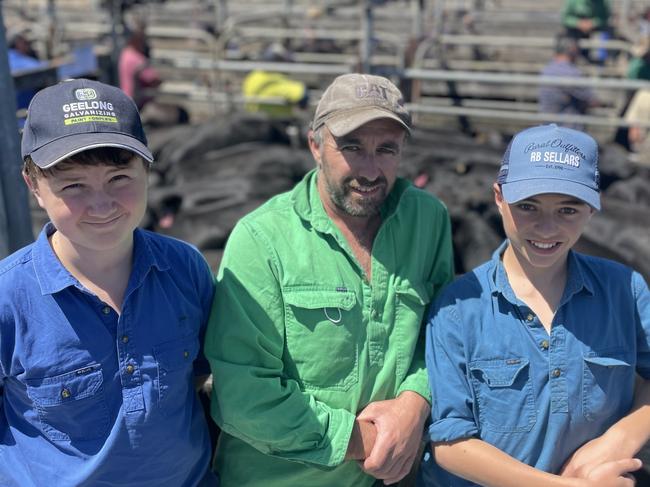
[559, 207, 578, 215]
[110, 174, 132, 183]
[338, 144, 360, 152]
[377, 146, 398, 156]
[61, 183, 83, 192]
[516, 203, 535, 211]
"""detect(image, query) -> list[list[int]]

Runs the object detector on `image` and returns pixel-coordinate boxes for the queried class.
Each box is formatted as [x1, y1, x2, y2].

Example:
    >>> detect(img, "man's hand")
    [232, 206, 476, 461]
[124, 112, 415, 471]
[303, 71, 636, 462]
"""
[356, 391, 430, 485]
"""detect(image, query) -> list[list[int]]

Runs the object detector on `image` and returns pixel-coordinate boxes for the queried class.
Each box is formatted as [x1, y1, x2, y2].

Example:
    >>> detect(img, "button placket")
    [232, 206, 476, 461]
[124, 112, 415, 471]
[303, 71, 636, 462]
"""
[117, 306, 145, 413]
[548, 325, 568, 413]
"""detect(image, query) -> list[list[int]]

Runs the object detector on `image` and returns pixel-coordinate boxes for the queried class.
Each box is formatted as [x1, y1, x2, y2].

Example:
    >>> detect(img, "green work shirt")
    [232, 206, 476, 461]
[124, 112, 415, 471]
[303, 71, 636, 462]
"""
[205, 169, 454, 486]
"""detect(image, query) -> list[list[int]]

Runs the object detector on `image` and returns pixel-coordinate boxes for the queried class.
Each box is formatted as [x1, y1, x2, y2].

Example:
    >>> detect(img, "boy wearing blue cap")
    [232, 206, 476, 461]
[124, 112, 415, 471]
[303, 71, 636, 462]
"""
[0, 79, 216, 486]
[423, 124, 650, 486]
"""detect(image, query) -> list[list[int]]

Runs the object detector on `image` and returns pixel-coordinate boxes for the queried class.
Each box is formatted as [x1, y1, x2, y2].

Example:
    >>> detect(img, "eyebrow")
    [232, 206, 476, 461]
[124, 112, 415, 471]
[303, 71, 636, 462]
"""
[333, 136, 400, 150]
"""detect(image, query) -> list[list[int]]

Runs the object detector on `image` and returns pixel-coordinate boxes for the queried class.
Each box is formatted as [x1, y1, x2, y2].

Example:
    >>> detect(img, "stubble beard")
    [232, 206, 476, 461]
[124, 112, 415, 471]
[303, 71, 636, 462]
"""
[325, 176, 387, 217]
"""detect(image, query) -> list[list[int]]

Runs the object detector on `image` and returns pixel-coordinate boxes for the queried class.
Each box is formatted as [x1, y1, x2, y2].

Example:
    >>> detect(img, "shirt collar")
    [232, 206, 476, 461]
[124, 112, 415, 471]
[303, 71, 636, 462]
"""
[32, 223, 168, 296]
[292, 168, 411, 233]
[490, 240, 594, 305]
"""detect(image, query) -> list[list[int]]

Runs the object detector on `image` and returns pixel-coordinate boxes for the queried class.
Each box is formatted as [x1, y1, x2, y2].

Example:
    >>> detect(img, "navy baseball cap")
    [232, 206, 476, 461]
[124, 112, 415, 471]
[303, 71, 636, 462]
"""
[497, 124, 601, 210]
[22, 78, 154, 168]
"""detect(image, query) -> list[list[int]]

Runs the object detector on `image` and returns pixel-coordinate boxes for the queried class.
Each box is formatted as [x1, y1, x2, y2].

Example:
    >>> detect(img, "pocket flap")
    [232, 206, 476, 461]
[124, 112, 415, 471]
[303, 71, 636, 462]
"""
[283, 288, 356, 311]
[470, 358, 529, 387]
[26, 366, 103, 406]
[583, 355, 631, 368]
[154, 334, 199, 371]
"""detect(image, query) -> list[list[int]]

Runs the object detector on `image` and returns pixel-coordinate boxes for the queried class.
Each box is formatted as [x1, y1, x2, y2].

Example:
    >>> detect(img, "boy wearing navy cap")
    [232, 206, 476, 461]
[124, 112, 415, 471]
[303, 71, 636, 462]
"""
[422, 124, 650, 486]
[0, 79, 216, 486]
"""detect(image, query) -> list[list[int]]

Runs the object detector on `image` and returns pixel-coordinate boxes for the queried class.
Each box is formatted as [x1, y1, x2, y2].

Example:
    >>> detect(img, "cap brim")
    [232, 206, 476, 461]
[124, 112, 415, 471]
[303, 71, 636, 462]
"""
[29, 132, 154, 169]
[502, 179, 601, 210]
[324, 107, 410, 137]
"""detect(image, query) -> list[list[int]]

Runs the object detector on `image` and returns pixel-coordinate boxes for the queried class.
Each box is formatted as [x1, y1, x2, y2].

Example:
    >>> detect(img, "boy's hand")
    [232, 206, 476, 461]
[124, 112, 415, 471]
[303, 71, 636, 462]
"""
[561, 434, 623, 478]
[581, 458, 641, 487]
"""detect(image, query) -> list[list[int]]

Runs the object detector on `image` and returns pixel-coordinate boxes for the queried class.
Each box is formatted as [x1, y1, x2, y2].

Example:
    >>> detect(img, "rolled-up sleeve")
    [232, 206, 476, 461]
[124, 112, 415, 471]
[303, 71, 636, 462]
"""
[426, 296, 479, 442]
[634, 272, 650, 379]
[205, 221, 355, 468]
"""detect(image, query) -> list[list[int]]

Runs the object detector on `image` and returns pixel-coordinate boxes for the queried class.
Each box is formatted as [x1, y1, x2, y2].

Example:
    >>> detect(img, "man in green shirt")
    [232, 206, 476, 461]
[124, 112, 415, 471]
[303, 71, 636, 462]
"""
[205, 73, 454, 486]
[561, 0, 611, 63]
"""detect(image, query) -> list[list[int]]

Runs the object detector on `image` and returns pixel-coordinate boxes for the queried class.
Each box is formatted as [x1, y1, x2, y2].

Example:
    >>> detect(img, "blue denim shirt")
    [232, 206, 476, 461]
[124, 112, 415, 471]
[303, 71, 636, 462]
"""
[424, 242, 650, 487]
[0, 224, 214, 486]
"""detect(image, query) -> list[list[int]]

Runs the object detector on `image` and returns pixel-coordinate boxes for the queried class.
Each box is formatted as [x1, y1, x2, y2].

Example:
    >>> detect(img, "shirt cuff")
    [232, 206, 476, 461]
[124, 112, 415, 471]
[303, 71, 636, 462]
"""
[428, 418, 478, 443]
[397, 369, 432, 404]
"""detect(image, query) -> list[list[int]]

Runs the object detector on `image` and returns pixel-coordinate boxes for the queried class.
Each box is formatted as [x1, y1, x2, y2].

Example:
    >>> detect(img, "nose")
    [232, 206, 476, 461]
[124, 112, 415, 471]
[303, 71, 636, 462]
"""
[356, 151, 382, 182]
[535, 212, 558, 237]
[86, 190, 117, 217]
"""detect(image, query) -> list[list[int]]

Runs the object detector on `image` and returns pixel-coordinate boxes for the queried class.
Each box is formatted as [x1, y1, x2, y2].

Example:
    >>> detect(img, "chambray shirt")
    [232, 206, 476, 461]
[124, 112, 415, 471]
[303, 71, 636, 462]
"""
[424, 242, 650, 487]
[0, 224, 214, 487]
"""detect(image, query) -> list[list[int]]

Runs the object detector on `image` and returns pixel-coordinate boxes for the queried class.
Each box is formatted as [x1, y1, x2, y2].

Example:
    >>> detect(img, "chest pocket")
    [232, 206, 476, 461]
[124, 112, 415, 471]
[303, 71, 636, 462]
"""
[153, 333, 200, 417]
[395, 283, 430, 377]
[582, 350, 634, 422]
[283, 288, 359, 392]
[469, 358, 536, 433]
[26, 365, 110, 442]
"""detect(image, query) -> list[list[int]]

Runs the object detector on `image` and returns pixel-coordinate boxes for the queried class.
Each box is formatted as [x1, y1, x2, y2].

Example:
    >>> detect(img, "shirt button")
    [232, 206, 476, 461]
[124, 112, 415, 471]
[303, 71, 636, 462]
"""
[61, 388, 71, 399]
[183, 350, 189, 359]
[121, 335, 129, 344]
[101, 306, 111, 315]
[552, 368, 561, 378]
[126, 364, 135, 374]
[541, 340, 549, 350]
[526, 313, 535, 322]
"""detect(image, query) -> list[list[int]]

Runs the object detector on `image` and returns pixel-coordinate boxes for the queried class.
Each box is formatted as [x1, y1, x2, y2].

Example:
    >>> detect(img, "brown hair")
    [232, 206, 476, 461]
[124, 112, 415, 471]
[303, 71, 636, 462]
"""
[23, 147, 149, 186]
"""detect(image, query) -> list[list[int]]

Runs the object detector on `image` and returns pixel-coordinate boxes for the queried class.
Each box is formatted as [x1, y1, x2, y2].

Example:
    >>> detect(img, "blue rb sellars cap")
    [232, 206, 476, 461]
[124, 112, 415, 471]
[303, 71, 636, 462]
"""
[21, 78, 154, 169]
[497, 124, 601, 210]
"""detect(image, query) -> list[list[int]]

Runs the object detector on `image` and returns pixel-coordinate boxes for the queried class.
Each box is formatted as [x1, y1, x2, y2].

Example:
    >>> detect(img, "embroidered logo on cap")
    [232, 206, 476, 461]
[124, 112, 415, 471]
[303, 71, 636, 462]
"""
[356, 83, 388, 102]
[525, 138, 586, 168]
[63, 88, 118, 126]
[75, 88, 97, 101]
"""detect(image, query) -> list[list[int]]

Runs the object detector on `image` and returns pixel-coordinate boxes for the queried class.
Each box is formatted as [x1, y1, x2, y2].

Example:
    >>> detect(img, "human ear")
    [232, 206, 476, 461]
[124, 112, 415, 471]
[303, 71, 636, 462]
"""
[493, 183, 504, 211]
[307, 131, 322, 167]
[22, 172, 45, 208]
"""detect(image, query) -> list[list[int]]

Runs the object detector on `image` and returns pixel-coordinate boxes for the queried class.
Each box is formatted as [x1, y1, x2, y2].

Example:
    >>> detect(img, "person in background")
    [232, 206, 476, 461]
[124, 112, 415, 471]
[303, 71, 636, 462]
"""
[539, 36, 599, 130]
[624, 88, 650, 164]
[422, 123, 650, 487]
[205, 73, 454, 486]
[561, 0, 611, 63]
[118, 19, 188, 126]
[241, 42, 308, 120]
[6, 26, 48, 121]
[0, 79, 217, 486]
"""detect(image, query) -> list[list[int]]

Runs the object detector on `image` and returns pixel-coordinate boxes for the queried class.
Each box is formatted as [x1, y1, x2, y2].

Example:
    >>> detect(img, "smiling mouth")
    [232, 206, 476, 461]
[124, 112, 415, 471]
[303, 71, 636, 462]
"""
[528, 240, 561, 250]
[349, 184, 383, 195]
[85, 215, 123, 226]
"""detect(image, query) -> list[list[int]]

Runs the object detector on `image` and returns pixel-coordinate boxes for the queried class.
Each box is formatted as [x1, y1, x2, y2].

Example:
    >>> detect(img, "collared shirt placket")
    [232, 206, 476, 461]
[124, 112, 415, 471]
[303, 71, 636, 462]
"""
[368, 255, 387, 369]
[116, 304, 145, 415]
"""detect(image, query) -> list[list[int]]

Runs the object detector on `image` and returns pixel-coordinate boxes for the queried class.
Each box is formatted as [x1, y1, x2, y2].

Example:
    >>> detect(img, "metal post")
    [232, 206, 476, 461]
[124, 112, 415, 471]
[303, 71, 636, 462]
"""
[0, 9, 34, 257]
[360, 0, 373, 73]
[215, 0, 228, 33]
[412, 0, 424, 39]
[432, 0, 445, 40]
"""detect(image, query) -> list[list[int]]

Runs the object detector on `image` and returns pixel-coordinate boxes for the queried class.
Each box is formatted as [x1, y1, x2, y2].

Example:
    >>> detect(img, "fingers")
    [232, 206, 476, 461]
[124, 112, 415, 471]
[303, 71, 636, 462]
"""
[588, 458, 643, 484]
[380, 454, 414, 485]
[361, 434, 414, 484]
